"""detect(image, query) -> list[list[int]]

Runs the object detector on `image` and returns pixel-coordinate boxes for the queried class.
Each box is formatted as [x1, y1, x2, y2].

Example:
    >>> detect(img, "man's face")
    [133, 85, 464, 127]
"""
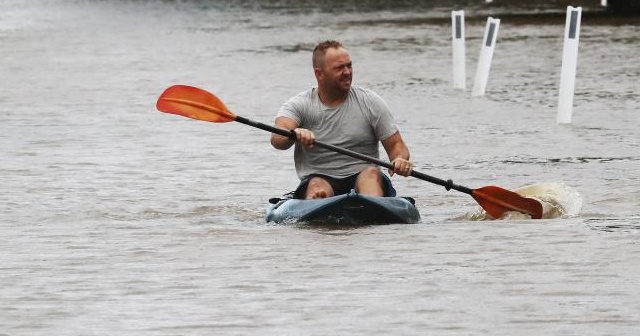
[319, 47, 352, 93]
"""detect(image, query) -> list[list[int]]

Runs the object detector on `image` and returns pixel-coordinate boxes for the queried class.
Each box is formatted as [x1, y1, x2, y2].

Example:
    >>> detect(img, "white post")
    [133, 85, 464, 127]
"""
[472, 17, 500, 97]
[601, 0, 607, 7]
[451, 10, 466, 90]
[557, 6, 582, 124]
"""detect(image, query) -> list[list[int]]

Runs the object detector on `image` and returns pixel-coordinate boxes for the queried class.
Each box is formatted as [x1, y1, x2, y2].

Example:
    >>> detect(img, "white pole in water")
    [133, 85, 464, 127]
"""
[557, 6, 582, 124]
[451, 10, 466, 90]
[472, 17, 500, 97]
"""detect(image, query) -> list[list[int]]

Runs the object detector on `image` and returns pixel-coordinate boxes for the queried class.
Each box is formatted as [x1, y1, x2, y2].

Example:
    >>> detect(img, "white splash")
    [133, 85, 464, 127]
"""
[464, 182, 583, 220]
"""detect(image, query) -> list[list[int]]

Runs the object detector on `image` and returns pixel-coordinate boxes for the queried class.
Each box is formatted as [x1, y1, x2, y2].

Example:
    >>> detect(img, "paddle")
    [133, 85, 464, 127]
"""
[156, 84, 543, 219]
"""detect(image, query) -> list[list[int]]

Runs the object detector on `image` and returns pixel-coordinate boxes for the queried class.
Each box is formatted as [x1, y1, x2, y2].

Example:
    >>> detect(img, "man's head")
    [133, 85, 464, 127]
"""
[312, 40, 352, 94]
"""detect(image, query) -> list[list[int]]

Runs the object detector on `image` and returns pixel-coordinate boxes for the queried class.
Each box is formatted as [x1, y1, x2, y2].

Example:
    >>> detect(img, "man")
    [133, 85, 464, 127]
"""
[271, 40, 413, 199]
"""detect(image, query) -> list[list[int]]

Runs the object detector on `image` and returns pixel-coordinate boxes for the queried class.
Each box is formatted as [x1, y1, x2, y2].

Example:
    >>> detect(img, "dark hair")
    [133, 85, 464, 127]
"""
[312, 40, 344, 69]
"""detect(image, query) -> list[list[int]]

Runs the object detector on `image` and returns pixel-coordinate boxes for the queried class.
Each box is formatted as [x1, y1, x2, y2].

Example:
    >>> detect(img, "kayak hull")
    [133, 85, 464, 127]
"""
[266, 191, 420, 225]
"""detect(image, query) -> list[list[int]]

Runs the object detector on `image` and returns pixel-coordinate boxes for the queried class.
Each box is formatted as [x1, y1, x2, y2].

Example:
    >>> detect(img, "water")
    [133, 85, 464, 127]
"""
[1, 0, 639, 335]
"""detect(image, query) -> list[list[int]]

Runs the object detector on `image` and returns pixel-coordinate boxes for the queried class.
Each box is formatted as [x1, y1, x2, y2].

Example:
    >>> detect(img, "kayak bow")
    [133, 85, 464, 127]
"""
[266, 190, 420, 225]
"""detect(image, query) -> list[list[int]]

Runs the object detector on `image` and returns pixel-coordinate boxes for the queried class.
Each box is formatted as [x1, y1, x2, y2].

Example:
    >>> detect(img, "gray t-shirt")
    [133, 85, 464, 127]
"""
[277, 85, 399, 179]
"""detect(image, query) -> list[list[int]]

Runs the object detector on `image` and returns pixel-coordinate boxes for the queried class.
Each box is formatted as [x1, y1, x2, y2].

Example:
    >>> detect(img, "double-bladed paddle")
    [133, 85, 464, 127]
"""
[156, 84, 543, 219]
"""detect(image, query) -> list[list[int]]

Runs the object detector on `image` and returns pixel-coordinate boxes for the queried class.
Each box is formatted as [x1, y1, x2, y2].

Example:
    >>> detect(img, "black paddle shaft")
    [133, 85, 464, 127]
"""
[234, 116, 475, 195]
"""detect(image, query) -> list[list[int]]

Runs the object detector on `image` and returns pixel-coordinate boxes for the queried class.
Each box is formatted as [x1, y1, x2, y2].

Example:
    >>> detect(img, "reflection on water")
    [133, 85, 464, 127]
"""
[587, 217, 640, 232]
[147, 0, 613, 12]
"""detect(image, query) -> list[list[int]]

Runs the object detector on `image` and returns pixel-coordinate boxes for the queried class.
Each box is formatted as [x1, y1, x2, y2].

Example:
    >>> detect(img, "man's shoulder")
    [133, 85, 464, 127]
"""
[350, 85, 372, 94]
[279, 87, 318, 118]
[350, 85, 384, 102]
[283, 87, 317, 108]
[291, 87, 317, 100]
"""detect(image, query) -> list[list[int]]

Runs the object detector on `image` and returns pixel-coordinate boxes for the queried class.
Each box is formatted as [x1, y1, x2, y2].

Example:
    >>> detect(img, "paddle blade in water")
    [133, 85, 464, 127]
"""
[156, 85, 236, 123]
[472, 186, 543, 219]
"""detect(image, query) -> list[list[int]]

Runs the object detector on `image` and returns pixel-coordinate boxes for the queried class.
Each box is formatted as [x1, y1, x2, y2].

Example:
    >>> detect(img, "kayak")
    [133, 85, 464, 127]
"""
[266, 190, 420, 225]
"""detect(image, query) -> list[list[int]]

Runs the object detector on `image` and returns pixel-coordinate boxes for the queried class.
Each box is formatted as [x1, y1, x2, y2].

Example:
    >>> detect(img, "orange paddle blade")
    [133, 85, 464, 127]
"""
[156, 85, 236, 123]
[472, 186, 543, 219]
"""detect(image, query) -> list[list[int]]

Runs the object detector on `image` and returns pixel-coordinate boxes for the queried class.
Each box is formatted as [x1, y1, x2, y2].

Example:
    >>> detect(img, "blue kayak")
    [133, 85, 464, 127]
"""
[265, 190, 420, 225]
